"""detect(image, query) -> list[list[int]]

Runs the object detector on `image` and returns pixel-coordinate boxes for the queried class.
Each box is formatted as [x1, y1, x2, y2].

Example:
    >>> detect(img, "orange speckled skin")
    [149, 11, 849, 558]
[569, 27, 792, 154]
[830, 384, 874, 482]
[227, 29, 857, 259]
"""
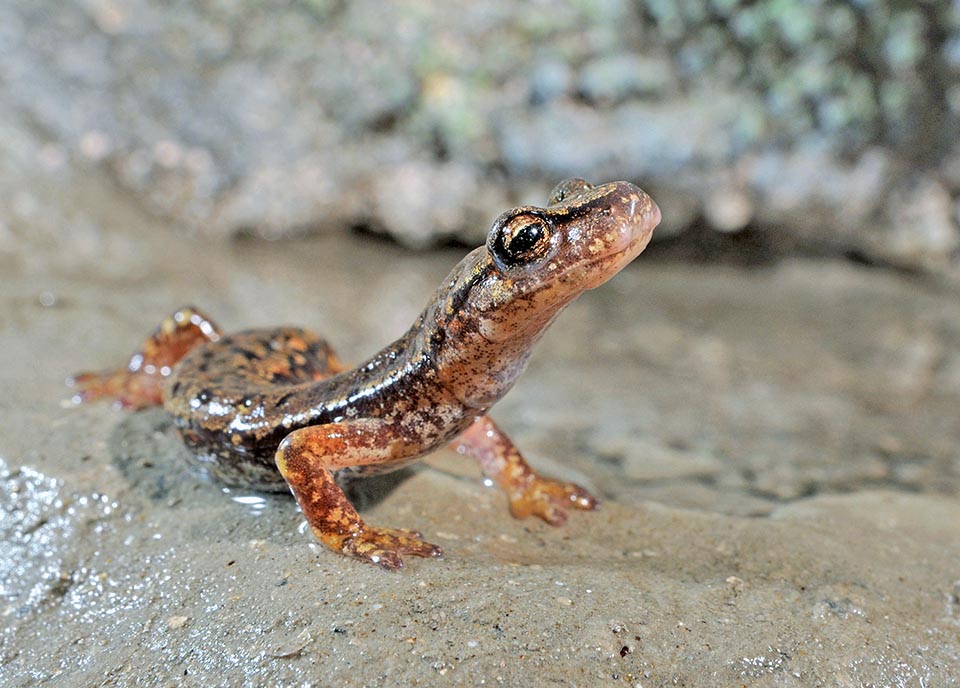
[70, 179, 660, 569]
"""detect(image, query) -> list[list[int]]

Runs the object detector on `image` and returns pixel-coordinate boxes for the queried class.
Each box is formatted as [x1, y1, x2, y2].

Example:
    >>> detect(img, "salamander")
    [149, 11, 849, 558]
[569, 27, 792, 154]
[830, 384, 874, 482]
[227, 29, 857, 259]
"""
[70, 178, 661, 569]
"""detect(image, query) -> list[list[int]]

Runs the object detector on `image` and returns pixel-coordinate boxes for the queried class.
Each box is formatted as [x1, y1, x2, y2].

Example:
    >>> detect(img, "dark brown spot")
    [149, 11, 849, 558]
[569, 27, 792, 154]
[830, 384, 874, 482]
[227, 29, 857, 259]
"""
[238, 348, 260, 361]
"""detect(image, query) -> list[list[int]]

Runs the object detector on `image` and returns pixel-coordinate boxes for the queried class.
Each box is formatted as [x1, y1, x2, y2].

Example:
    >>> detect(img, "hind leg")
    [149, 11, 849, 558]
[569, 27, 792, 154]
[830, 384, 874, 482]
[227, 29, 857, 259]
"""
[69, 306, 222, 409]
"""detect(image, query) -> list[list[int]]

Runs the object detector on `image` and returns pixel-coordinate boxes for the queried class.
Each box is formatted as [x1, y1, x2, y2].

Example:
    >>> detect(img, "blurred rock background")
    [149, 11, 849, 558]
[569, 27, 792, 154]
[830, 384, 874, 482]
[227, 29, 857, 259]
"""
[2, 0, 958, 274]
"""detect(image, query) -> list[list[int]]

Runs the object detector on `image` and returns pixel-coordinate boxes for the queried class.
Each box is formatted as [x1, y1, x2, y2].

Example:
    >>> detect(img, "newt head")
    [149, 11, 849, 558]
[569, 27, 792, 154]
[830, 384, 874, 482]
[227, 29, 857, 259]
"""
[472, 178, 660, 342]
[431, 179, 660, 408]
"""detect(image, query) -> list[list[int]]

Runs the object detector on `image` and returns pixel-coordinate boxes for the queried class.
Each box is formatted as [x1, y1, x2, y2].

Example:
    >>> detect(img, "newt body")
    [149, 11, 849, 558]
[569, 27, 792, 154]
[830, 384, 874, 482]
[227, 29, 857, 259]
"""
[71, 179, 660, 569]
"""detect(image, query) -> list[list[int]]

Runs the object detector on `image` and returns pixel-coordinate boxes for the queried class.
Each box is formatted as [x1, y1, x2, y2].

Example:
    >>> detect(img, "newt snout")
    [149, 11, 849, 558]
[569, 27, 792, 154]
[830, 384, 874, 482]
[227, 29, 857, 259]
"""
[551, 180, 661, 291]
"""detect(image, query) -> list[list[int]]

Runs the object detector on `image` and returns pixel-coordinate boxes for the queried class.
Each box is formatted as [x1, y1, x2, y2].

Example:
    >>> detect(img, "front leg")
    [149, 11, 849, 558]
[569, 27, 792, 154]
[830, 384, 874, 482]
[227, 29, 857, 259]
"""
[276, 420, 442, 570]
[453, 415, 598, 525]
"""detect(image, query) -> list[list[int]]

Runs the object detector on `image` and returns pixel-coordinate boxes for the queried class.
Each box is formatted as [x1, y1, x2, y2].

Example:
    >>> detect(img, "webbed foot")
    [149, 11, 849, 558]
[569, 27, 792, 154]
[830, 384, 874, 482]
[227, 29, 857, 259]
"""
[506, 477, 599, 526]
[338, 526, 443, 570]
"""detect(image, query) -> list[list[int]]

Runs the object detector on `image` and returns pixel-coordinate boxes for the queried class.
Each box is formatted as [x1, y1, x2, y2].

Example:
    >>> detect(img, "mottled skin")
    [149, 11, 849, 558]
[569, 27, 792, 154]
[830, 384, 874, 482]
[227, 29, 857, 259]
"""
[70, 179, 661, 569]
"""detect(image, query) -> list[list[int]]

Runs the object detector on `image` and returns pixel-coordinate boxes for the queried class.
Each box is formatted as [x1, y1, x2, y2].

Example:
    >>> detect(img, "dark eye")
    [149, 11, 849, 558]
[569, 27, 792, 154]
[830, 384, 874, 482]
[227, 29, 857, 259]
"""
[548, 178, 594, 206]
[491, 215, 552, 267]
[509, 222, 543, 254]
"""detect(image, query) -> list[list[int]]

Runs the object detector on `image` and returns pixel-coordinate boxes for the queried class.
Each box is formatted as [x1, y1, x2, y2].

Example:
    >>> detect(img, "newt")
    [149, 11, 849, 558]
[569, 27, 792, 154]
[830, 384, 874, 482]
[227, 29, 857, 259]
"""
[70, 178, 661, 569]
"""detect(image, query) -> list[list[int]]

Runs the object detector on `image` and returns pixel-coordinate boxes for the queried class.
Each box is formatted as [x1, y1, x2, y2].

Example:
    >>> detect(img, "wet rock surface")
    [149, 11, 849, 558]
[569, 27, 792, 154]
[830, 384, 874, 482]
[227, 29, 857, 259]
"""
[2, 174, 959, 684]
[2, 0, 959, 274]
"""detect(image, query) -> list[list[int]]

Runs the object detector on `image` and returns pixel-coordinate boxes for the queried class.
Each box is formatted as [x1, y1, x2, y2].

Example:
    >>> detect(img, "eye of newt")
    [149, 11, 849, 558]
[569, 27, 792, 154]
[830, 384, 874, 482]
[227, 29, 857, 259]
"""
[492, 214, 552, 268]
[548, 178, 594, 205]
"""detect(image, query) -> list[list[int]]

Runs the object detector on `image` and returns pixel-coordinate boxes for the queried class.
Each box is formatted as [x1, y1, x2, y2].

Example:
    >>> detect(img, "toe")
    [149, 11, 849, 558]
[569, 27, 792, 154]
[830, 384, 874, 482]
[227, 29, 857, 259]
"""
[341, 526, 443, 569]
